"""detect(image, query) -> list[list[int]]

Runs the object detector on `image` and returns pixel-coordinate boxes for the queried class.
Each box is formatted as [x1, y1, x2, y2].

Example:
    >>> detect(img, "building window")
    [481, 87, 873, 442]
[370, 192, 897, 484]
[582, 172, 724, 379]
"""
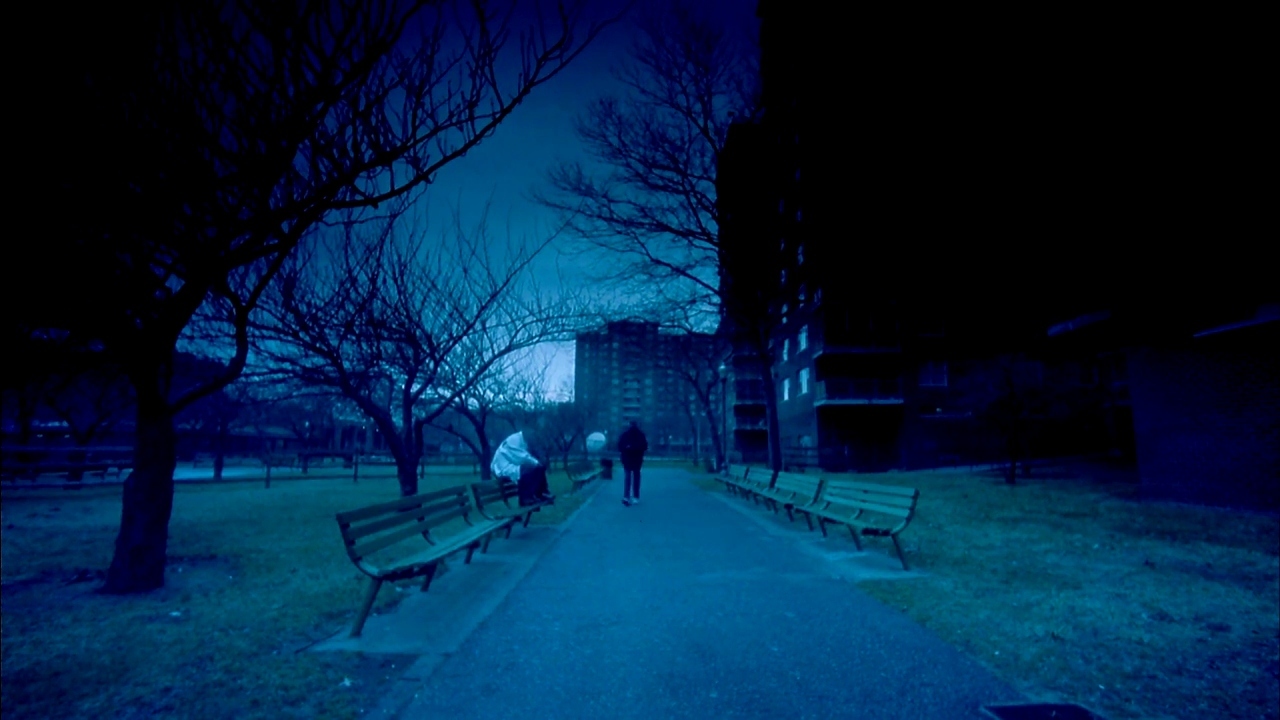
[795, 208, 803, 222]
[780, 268, 787, 285]
[799, 368, 810, 394]
[798, 325, 808, 351]
[919, 361, 948, 387]
[778, 199, 785, 213]
[782, 338, 789, 361]
[782, 378, 791, 401]
[797, 245, 804, 265]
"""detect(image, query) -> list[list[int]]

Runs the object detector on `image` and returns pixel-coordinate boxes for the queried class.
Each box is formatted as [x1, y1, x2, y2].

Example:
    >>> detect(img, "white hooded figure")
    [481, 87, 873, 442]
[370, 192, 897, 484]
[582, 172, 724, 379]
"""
[491, 432, 553, 506]
[491, 431, 540, 483]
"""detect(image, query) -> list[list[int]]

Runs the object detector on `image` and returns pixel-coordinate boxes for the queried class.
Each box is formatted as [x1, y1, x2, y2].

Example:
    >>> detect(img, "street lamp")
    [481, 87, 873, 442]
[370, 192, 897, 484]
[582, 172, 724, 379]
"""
[718, 362, 729, 472]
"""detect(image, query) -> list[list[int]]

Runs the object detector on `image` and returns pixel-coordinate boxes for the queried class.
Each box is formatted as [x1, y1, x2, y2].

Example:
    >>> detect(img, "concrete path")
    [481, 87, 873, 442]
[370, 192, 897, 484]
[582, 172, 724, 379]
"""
[330, 468, 1023, 719]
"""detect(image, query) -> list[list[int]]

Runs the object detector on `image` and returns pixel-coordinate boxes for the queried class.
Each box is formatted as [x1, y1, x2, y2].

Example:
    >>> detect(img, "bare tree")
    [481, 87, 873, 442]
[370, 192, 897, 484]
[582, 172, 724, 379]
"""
[252, 210, 580, 496]
[526, 391, 591, 471]
[534, 1, 784, 466]
[430, 351, 547, 480]
[11, 1, 620, 592]
[658, 326, 728, 470]
[535, 0, 758, 321]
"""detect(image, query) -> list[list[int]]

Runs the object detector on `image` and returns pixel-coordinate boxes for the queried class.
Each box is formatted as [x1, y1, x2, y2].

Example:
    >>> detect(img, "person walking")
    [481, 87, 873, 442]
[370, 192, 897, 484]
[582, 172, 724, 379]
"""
[491, 432, 554, 507]
[617, 421, 648, 506]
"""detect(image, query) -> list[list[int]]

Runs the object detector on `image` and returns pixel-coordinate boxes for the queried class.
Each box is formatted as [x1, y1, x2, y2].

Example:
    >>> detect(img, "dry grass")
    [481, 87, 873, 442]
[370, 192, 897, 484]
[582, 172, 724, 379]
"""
[797, 464, 1279, 720]
[0, 466, 584, 720]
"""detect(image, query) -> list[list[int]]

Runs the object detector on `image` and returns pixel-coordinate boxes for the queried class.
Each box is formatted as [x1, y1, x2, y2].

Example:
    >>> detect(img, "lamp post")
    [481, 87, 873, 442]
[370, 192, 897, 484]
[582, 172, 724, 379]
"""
[718, 362, 729, 472]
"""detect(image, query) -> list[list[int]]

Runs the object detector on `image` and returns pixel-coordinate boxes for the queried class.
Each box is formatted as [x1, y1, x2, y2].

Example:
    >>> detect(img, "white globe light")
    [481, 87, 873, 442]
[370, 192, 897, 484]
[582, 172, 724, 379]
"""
[586, 432, 606, 452]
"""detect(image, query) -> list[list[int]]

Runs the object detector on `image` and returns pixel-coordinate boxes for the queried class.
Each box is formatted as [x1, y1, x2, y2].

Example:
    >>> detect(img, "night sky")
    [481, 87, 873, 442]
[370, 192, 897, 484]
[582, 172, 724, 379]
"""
[422, 0, 760, 397]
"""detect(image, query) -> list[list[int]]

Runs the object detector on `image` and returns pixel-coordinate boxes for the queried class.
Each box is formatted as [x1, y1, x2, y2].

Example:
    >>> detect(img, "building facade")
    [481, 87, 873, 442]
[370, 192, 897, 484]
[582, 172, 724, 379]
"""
[574, 321, 720, 458]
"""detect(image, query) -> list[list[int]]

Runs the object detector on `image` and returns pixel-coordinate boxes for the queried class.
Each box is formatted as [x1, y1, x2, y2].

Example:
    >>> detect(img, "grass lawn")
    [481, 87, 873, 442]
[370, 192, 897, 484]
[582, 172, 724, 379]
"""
[701, 463, 1280, 720]
[0, 465, 594, 720]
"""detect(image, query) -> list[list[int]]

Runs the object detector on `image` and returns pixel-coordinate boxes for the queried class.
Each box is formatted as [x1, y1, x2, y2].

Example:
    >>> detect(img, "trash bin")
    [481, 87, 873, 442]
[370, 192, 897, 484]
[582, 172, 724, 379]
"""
[600, 458, 613, 479]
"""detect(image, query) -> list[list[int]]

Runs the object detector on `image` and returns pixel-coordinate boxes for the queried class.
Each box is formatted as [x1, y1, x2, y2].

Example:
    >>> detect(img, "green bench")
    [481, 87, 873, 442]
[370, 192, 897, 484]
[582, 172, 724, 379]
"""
[568, 464, 603, 494]
[791, 479, 920, 570]
[335, 485, 511, 637]
[756, 470, 825, 522]
[738, 466, 779, 505]
[471, 479, 550, 529]
[718, 464, 753, 496]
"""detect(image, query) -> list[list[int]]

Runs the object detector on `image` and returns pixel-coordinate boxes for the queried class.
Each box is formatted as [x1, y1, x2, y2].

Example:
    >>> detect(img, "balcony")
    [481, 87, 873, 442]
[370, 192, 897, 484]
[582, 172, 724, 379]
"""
[732, 416, 768, 430]
[814, 377, 904, 405]
[732, 379, 767, 404]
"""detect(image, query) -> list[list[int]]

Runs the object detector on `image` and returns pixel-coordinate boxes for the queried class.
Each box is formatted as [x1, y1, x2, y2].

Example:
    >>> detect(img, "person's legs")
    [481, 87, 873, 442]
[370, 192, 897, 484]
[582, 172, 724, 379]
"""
[622, 466, 635, 502]
[632, 464, 641, 500]
[531, 464, 553, 500]
[517, 466, 539, 506]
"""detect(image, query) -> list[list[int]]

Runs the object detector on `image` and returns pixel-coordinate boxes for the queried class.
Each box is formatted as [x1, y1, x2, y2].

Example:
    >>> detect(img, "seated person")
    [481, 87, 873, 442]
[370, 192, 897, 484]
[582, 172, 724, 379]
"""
[490, 432, 554, 506]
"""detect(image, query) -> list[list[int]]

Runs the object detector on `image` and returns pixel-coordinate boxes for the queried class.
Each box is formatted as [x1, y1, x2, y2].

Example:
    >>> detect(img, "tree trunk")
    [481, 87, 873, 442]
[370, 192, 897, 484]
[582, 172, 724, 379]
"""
[395, 434, 421, 496]
[213, 420, 226, 482]
[102, 389, 176, 594]
[1005, 423, 1020, 485]
[476, 436, 492, 481]
[67, 432, 93, 482]
[762, 363, 783, 473]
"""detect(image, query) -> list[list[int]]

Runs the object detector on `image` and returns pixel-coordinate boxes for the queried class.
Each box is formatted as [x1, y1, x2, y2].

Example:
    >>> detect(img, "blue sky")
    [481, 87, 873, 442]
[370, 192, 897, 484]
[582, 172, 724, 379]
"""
[417, 0, 760, 399]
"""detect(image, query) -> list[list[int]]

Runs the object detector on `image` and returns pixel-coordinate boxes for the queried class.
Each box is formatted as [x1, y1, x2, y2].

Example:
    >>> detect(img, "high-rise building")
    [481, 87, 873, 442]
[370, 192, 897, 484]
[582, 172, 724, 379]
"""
[717, 2, 1139, 472]
[716, 2, 1277, 502]
[574, 321, 721, 457]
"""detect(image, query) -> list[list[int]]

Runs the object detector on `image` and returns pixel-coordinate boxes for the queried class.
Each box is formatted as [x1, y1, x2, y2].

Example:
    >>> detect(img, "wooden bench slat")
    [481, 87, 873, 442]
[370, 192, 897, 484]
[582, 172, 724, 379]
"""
[820, 494, 916, 514]
[350, 504, 469, 559]
[822, 479, 919, 498]
[343, 496, 470, 542]
[336, 487, 466, 525]
[470, 481, 543, 528]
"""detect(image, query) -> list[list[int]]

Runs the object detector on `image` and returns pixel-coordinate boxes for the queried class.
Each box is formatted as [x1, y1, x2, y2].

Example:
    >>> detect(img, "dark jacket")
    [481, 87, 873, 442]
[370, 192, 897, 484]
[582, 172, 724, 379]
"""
[617, 425, 648, 469]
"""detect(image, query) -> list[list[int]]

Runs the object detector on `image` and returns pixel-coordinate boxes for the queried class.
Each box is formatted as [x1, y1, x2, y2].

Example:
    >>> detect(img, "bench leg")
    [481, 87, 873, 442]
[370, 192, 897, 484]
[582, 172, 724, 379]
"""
[464, 543, 477, 564]
[481, 532, 493, 554]
[801, 511, 814, 531]
[848, 525, 863, 551]
[420, 563, 439, 592]
[891, 534, 909, 571]
[505, 522, 515, 538]
[351, 577, 384, 637]
[784, 505, 795, 522]
[522, 510, 535, 528]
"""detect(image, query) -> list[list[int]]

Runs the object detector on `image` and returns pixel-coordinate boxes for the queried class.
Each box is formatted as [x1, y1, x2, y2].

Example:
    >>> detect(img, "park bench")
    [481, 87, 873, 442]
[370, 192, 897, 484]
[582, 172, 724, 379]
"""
[716, 466, 752, 491]
[334, 485, 509, 637]
[756, 470, 825, 522]
[737, 466, 778, 504]
[568, 464, 603, 493]
[470, 479, 550, 532]
[791, 479, 920, 570]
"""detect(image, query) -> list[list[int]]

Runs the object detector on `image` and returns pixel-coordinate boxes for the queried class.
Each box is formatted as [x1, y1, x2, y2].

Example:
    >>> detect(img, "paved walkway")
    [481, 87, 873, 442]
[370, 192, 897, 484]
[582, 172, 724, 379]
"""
[379, 467, 1021, 719]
